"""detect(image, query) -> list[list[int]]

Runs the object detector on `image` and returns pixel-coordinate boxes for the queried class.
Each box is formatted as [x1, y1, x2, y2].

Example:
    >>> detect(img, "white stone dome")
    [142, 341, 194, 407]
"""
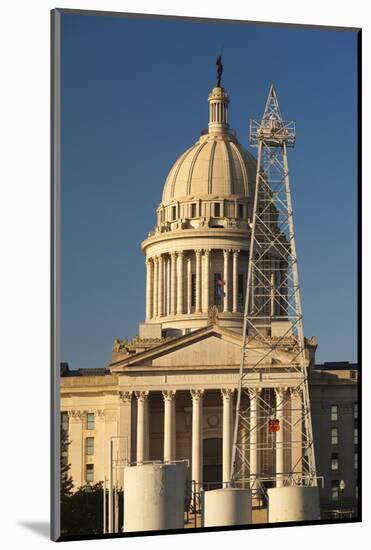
[161, 86, 257, 204]
[162, 135, 257, 203]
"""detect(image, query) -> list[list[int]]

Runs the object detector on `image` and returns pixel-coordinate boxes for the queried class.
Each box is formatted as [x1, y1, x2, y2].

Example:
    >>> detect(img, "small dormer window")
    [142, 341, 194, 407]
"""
[172, 205, 176, 221]
[214, 203, 221, 217]
[238, 204, 244, 218]
[191, 203, 197, 218]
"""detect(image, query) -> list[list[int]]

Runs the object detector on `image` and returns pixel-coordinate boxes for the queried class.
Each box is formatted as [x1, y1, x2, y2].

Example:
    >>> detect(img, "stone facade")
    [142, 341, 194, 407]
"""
[60, 353, 358, 516]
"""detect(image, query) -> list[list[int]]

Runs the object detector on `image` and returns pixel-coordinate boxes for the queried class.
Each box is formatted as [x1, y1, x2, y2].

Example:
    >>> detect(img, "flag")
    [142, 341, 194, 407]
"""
[217, 279, 225, 297]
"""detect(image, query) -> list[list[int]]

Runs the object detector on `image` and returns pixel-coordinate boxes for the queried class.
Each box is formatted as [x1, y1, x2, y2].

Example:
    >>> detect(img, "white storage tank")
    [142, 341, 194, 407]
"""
[268, 486, 320, 523]
[203, 488, 252, 527]
[123, 463, 186, 532]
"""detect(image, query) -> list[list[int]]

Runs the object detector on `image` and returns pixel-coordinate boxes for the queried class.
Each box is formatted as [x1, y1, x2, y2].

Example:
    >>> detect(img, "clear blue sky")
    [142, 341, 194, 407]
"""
[60, 13, 358, 370]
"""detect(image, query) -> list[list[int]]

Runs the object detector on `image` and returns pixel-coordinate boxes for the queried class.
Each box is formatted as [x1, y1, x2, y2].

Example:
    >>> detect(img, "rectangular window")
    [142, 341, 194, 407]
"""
[354, 402, 358, 420]
[172, 205, 176, 221]
[86, 413, 95, 430]
[86, 463, 94, 483]
[214, 273, 222, 306]
[214, 203, 220, 217]
[86, 437, 94, 455]
[330, 405, 338, 421]
[238, 204, 244, 218]
[331, 480, 339, 502]
[238, 273, 244, 306]
[354, 427, 358, 445]
[191, 273, 196, 307]
[191, 203, 197, 218]
[331, 453, 339, 471]
[61, 411, 69, 433]
[355, 480, 358, 500]
[354, 452, 358, 470]
[331, 427, 338, 445]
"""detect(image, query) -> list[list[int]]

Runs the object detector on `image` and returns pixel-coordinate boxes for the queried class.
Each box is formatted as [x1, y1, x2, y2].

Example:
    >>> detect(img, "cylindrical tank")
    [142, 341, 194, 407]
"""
[203, 488, 252, 527]
[268, 486, 320, 523]
[123, 463, 186, 532]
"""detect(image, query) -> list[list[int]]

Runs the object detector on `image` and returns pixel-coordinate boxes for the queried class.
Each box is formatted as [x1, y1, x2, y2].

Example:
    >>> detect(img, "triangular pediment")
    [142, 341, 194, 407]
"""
[109, 324, 243, 372]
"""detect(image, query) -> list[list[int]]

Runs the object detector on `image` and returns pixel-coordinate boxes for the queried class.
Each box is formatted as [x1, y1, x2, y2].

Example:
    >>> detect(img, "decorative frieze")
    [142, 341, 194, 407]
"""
[135, 390, 149, 403]
[68, 410, 84, 420]
[162, 389, 176, 402]
[290, 387, 302, 399]
[221, 388, 234, 400]
[119, 391, 132, 403]
[190, 388, 204, 401]
[248, 387, 262, 400]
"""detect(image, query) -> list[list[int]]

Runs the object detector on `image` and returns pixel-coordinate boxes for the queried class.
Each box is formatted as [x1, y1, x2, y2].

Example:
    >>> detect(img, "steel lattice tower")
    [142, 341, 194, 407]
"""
[230, 85, 318, 497]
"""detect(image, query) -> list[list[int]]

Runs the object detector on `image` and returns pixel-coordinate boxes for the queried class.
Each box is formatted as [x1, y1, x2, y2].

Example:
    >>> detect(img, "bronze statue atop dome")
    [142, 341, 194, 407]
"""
[216, 55, 223, 87]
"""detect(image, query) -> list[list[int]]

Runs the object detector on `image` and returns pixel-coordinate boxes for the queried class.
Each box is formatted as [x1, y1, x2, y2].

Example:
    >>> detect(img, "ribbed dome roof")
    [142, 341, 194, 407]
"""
[162, 135, 257, 203]
[160, 85, 257, 205]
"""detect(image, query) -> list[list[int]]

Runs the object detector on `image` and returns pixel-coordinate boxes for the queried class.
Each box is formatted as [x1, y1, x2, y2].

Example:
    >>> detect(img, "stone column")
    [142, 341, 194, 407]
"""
[203, 249, 210, 313]
[232, 250, 239, 313]
[144, 392, 150, 461]
[145, 259, 153, 320]
[166, 257, 171, 316]
[223, 249, 230, 312]
[135, 391, 148, 464]
[162, 390, 176, 462]
[163, 257, 167, 317]
[170, 252, 177, 316]
[248, 388, 261, 489]
[187, 257, 192, 314]
[275, 387, 286, 487]
[158, 254, 163, 317]
[195, 250, 201, 313]
[153, 257, 158, 319]
[241, 425, 248, 488]
[221, 389, 233, 485]
[191, 389, 204, 488]
[172, 395, 176, 460]
[290, 387, 303, 483]
[176, 251, 183, 315]
[119, 392, 132, 485]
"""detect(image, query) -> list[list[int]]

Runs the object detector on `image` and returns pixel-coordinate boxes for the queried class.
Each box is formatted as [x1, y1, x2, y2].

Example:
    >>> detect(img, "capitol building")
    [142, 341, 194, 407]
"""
[60, 74, 358, 525]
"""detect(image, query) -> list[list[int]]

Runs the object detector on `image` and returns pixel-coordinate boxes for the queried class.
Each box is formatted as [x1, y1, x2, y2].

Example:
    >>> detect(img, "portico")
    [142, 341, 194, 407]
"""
[110, 323, 306, 493]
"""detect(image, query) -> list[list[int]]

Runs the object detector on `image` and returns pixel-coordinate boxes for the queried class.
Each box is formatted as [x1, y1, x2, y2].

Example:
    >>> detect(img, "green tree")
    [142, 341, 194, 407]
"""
[60, 425, 74, 534]
[60, 426, 74, 502]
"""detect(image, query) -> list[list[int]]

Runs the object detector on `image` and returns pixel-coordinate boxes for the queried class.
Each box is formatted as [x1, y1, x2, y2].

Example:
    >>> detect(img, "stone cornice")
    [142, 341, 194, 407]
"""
[60, 379, 119, 393]
[141, 227, 250, 251]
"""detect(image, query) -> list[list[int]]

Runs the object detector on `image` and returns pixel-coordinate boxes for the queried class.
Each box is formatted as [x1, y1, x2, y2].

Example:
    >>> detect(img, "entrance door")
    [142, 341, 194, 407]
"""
[203, 437, 222, 490]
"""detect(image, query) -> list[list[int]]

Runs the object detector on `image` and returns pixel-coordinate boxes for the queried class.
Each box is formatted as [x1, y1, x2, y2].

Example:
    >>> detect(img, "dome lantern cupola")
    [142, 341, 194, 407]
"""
[208, 86, 230, 135]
